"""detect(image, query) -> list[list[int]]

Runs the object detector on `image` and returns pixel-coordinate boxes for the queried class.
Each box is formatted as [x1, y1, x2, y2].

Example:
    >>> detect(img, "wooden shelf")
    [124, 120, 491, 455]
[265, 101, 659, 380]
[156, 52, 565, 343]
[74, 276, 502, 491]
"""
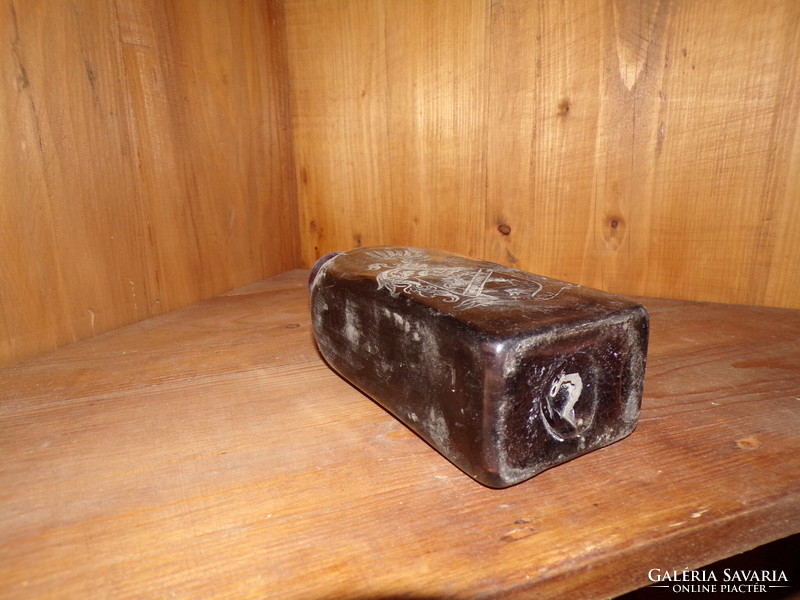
[2, 270, 799, 599]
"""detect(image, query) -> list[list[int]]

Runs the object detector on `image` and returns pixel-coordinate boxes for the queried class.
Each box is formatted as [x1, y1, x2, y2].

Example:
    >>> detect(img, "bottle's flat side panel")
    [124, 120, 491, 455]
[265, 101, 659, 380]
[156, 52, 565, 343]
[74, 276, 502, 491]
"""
[310, 270, 492, 482]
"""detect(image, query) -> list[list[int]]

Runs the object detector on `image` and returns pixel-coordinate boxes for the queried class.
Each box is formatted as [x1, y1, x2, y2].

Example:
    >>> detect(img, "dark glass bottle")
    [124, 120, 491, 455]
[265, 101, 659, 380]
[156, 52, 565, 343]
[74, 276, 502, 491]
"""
[309, 247, 649, 488]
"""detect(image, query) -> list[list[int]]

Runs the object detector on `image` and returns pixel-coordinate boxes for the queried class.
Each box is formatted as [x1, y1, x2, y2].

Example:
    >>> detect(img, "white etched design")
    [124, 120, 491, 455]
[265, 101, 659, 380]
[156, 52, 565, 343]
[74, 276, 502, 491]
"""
[365, 248, 573, 310]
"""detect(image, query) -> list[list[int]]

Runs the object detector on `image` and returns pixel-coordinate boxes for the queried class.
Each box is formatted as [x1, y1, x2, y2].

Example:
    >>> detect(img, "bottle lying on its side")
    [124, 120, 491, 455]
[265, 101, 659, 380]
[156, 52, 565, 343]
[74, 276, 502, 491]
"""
[309, 246, 649, 488]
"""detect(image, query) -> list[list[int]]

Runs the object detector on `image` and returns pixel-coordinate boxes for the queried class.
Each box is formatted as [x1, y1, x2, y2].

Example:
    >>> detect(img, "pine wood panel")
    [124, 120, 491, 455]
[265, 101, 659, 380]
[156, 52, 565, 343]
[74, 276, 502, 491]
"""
[1, 270, 798, 598]
[286, 0, 800, 309]
[286, 0, 489, 260]
[0, 0, 299, 367]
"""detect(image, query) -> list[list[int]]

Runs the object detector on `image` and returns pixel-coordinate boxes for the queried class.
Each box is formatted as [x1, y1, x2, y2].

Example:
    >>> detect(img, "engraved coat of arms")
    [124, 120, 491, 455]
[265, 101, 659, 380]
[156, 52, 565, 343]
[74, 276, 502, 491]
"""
[365, 248, 572, 311]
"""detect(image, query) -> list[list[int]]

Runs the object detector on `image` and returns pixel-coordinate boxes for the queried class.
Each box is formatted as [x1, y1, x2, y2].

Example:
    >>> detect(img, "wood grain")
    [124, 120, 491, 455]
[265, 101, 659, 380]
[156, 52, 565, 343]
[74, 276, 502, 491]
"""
[1, 270, 798, 599]
[4, 0, 799, 364]
[287, 0, 489, 260]
[286, 0, 800, 309]
[0, 0, 299, 367]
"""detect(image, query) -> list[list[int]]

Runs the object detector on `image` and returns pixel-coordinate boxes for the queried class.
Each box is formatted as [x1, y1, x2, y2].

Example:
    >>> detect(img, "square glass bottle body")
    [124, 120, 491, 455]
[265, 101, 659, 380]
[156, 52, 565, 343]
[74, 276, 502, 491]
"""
[310, 247, 649, 487]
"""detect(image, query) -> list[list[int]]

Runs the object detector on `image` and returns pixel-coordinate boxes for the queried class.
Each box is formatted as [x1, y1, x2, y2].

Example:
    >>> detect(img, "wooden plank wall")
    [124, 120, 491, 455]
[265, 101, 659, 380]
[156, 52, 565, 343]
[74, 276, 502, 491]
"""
[2, 0, 798, 368]
[286, 0, 800, 310]
[0, 0, 299, 367]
